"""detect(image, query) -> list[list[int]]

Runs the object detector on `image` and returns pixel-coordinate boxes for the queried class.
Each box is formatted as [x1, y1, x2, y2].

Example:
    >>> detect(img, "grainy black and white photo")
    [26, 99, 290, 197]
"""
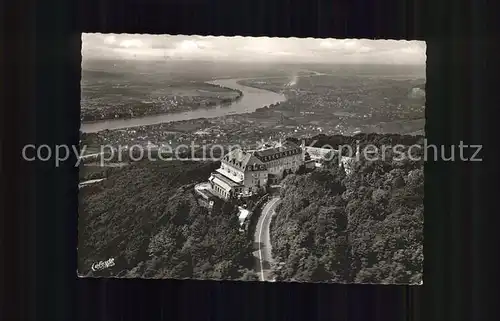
[78, 34, 425, 284]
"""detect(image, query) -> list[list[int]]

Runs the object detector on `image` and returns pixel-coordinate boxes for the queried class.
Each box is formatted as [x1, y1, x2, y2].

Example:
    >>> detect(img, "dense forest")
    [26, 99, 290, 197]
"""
[270, 136, 424, 284]
[288, 132, 425, 157]
[78, 160, 255, 280]
[79, 133, 424, 283]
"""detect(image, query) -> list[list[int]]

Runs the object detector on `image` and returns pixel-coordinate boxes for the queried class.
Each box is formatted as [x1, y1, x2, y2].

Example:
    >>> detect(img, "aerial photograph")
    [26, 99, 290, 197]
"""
[78, 34, 425, 284]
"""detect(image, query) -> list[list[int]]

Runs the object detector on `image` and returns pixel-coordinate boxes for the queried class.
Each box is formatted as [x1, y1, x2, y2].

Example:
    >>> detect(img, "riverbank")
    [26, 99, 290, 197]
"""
[80, 78, 286, 133]
[80, 74, 425, 152]
[81, 82, 243, 123]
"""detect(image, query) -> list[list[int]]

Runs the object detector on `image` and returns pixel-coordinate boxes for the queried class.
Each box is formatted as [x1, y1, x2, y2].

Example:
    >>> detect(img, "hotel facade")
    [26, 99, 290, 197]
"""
[208, 141, 306, 200]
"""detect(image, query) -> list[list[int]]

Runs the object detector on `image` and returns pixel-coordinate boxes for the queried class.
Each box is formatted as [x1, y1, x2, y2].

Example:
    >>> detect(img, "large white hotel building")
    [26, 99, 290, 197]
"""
[208, 141, 307, 200]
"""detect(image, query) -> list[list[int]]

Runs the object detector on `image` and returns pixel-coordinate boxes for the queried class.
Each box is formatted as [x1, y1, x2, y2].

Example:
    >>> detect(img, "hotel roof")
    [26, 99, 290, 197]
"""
[211, 172, 242, 188]
[222, 149, 266, 171]
[254, 141, 302, 159]
[211, 177, 232, 192]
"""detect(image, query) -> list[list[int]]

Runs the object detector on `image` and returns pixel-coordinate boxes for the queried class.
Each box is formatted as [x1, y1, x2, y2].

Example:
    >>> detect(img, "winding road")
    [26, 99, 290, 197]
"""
[253, 196, 281, 281]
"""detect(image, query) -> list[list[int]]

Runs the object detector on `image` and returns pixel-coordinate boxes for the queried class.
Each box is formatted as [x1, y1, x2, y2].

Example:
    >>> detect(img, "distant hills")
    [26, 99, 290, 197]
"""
[82, 57, 426, 80]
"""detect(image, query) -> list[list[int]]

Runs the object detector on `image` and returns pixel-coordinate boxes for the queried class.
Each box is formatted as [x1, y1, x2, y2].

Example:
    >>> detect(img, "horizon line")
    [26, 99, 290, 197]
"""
[82, 57, 426, 66]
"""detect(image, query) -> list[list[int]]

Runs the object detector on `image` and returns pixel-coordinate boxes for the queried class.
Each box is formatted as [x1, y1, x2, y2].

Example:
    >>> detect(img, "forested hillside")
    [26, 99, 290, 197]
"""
[270, 141, 424, 284]
[79, 133, 424, 283]
[78, 160, 254, 280]
[288, 133, 425, 156]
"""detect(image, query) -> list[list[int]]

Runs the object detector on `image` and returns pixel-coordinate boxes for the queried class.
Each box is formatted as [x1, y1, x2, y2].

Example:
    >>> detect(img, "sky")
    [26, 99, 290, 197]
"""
[82, 33, 426, 65]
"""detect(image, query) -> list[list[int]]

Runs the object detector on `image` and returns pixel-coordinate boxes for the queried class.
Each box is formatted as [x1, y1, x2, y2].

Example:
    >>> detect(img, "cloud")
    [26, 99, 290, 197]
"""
[318, 39, 373, 54]
[119, 39, 145, 48]
[82, 34, 426, 64]
[103, 35, 116, 45]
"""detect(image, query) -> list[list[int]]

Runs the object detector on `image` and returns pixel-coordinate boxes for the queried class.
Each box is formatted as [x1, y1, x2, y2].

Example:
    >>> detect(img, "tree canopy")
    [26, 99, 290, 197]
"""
[270, 138, 423, 284]
[79, 160, 254, 280]
[79, 133, 424, 284]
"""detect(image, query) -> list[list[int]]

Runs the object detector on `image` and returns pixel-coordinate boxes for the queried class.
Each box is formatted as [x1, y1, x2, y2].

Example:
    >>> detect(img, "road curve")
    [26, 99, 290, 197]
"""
[254, 196, 281, 281]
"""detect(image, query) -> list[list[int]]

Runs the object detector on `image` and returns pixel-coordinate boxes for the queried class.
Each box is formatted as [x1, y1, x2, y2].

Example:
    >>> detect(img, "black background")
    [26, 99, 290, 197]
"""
[1, 0, 497, 320]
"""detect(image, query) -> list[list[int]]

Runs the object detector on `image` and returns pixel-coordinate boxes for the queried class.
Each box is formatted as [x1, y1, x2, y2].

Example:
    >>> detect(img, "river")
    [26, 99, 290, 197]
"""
[80, 78, 286, 133]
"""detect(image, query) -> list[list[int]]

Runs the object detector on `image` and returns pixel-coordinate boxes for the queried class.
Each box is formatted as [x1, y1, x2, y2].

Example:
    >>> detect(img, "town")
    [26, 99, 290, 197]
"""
[79, 74, 425, 154]
[81, 78, 243, 122]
